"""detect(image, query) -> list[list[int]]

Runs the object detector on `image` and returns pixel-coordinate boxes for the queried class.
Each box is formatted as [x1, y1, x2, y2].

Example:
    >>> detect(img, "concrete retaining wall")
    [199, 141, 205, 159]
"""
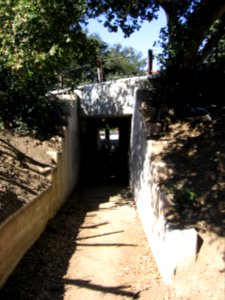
[130, 89, 198, 284]
[0, 97, 80, 288]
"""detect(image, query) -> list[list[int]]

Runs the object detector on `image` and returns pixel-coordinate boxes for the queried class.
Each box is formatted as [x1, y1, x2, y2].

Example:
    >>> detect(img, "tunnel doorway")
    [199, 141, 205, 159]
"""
[80, 116, 131, 185]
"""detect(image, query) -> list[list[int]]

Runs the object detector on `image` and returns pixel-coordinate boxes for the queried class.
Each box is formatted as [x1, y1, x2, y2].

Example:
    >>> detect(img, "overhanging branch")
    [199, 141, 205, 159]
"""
[186, 0, 225, 43]
[182, 1, 225, 71]
[197, 13, 225, 65]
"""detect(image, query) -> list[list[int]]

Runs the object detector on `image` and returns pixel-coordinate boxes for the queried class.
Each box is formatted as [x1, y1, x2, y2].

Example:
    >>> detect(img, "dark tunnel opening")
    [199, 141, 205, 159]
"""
[80, 116, 131, 185]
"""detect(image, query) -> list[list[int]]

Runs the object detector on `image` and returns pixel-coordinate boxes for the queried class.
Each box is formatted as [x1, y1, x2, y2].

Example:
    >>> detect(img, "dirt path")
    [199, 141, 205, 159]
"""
[63, 184, 163, 300]
[1, 183, 224, 299]
[0, 184, 162, 300]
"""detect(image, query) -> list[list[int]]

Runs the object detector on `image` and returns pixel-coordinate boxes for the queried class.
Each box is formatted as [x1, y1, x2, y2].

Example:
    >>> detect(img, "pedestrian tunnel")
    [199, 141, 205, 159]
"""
[51, 76, 149, 187]
[80, 115, 131, 185]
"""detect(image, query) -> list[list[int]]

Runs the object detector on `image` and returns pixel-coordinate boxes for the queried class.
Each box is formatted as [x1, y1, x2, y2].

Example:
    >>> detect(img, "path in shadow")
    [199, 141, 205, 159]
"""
[0, 183, 138, 300]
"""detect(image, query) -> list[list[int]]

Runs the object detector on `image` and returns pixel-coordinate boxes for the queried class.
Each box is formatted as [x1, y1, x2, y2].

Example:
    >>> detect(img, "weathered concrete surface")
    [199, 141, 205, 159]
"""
[0, 187, 51, 288]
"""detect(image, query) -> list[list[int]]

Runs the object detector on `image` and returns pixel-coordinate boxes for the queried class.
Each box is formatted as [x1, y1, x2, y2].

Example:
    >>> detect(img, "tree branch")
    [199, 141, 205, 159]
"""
[197, 13, 225, 65]
[154, 0, 177, 24]
[186, 0, 225, 43]
[182, 1, 225, 71]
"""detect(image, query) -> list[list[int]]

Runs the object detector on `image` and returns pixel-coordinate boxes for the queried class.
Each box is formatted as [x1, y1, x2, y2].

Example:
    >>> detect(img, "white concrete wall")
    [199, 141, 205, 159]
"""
[0, 97, 80, 288]
[74, 76, 151, 116]
[130, 89, 198, 284]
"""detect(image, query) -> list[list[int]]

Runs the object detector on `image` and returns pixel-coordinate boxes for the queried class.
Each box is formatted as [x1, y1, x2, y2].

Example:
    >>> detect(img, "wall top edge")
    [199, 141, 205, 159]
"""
[48, 75, 153, 96]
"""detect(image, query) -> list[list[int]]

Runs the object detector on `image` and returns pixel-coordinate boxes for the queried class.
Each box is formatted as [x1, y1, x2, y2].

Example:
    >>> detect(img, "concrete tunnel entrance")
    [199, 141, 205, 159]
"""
[80, 116, 131, 185]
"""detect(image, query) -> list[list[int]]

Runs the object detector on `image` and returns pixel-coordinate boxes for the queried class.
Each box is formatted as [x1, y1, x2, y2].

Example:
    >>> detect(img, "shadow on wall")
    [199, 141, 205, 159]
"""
[76, 77, 150, 116]
[130, 89, 152, 194]
[130, 88, 225, 239]
[130, 89, 168, 235]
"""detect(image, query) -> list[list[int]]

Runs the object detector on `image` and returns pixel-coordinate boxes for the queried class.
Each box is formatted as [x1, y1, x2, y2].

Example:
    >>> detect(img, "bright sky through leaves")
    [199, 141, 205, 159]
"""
[87, 9, 166, 71]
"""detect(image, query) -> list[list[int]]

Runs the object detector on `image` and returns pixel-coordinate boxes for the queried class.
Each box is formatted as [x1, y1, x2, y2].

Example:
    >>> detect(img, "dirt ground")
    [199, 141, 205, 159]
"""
[0, 110, 225, 299]
[0, 131, 61, 222]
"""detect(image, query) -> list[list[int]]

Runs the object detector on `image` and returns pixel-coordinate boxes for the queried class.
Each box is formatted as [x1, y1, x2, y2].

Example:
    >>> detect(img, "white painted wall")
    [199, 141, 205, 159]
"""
[129, 88, 198, 283]
[74, 76, 151, 116]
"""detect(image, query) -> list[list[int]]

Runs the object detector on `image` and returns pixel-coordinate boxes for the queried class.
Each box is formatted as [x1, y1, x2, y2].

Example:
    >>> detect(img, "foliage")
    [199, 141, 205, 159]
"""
[174, 188, 197, 211]
[62, 35, 146, 85]
[164, 186, 197, 211]
[0, 0, 88, 73]
[0, 65, 66, 138]
[86, 0, 225, 114]
[87, 1, 225, 70]
[102, 43, 146, 80]
[1, 0, 225, 137]
[0, 0, 99, 138]
[86, 0, 158, 36]
[0, 1, 147, 136]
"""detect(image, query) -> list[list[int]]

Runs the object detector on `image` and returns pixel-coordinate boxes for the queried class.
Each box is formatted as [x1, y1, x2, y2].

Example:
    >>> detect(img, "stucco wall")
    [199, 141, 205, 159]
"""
[130, 89, 198, 284]
[0, 97, 80, 288]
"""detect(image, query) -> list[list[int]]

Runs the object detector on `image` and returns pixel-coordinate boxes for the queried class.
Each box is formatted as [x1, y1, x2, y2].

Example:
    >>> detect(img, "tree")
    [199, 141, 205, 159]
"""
[0, 0, 98, 90]
[63, 36, 146, 85]
[1, 0, 224, 132]
[193, 32, 225, 107]
[102, 43, 146, 80]
[86, 0, 225, 113]
[0, 0, 99, 136]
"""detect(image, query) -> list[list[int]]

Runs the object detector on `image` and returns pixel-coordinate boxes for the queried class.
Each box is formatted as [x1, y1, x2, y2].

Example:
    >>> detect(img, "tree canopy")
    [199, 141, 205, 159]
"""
[0, 1, 147, 136]
[86, 0, 225, 112]
[0, 0, 98, 89]
[0, 0, 225, 136]
[0, 0, 98, 136]
[86, 0, 225, 71]
[103, 43, 146, 80]
[63, 36, 146, 85]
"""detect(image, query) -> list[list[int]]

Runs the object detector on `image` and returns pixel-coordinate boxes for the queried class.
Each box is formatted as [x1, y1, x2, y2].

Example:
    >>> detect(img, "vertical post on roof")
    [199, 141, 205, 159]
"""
[147, 49, 153, 76]
[105, 125, 110, 144]
[97, 59, 103, 82]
